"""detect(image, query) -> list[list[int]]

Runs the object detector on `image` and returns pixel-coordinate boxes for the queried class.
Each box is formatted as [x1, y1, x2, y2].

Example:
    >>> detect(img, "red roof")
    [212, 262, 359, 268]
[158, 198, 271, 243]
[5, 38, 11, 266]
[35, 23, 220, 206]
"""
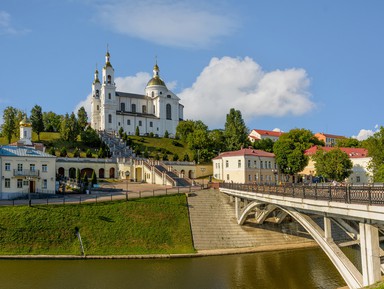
[251, 129, 283, 137]
[213, 148, 275, 160]
[305, 146, 368, 158]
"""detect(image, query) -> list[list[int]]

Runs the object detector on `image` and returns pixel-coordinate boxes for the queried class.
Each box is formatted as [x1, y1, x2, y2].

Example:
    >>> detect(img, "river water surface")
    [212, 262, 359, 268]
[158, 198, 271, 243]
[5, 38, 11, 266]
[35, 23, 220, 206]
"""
[0, 247, 356, 289]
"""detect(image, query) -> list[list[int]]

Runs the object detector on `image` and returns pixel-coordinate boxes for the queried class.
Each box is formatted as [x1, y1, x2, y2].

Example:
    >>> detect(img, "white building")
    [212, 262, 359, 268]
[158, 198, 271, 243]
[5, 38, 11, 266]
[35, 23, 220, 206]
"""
[212, 148, 278, 184]
[0, 118, 56, 199]
[91, 50, 184, 137]
[248, 129, 283, 143]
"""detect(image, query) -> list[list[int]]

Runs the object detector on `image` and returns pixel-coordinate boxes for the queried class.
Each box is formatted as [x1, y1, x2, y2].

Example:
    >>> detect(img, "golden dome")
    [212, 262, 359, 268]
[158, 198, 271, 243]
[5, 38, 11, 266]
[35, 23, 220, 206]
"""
[146, 77, 166, 87]
[20, 116, 32, 127]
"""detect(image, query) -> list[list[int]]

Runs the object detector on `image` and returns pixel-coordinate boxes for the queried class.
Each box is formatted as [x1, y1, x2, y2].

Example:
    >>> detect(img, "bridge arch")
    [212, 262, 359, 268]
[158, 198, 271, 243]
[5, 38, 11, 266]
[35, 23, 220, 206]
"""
[237, 198, 363, 288]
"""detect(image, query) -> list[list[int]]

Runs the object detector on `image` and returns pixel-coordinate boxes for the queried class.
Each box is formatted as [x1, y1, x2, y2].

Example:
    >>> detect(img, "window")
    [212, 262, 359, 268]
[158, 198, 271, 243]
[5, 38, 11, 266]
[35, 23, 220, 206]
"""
[132, 104, 136, 113]
[226, 174, 230, 181]
[121, 103, 125, 111]
[30, 164, 35, 172]
[150, 121, 153, 127]
[226, 160, 229, 168]
[254, 160, 257, 168]
[238, 160, 241, 168]
[97, 105, 99, 111]
[17, 179, 22, 188]
[42, 179, 47, 189]
[166, 104, 172, 120]
[118, 122, 120, 126]
[108, 93, 111, 99]
[142, 105, 147, 114]
[248, 175, 251, 181]
[151, 91, 154, 97]
[5, 163, 10, 171]
[5, 178, 10, 188]
[260, 175, 263, 181]
[127, 119, 131, 125]
[107, 75, 111, 84]
[139, 121, 142, 126]
[42, 164, 48, 172]
[108, 114, 112, 124]
[23, 180, 28, 186]
[160, 91, 162, 95]
[247, 160, 251, 168]
[17, 164, 23, 172]
[356, 176, 361, 183]
[96, 90, 99, 97]
[260, 161, 263, 169]
[268, 161, 271, 169]
[167, 95, 171, 98]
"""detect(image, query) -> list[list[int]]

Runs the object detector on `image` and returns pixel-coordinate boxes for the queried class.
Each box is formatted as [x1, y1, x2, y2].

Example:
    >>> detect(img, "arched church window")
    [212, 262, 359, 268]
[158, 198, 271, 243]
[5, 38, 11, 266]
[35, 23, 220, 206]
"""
[151, 91, 154, 98]
[142, 105, 147, 114]
[166, 104, 172, 120]
[131, 104, 136, 113]
[97, 105, 99, 111]
[108, 114, 112, 123]
[108, 93, 111, 100]
[107, 75, 111, 84]
[96, 90, 99, 97]
[121, 103, 125, 112]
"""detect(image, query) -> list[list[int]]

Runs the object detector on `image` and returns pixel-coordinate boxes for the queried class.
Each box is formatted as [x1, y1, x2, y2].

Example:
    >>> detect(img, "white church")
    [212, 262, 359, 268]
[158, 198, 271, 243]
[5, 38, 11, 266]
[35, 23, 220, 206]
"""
[91, 50, 184, 137]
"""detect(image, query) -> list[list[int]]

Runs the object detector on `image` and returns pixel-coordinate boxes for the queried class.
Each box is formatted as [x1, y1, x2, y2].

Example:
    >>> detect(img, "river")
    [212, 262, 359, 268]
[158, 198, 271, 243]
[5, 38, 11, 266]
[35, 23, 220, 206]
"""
[0, 246, 358, 289]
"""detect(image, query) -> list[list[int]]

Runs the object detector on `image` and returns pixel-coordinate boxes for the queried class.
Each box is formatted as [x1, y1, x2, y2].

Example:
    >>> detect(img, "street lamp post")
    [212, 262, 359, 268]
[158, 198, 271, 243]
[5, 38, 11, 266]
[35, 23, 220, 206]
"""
[200, 167, 206, 188]
[125, 171, 130, 201]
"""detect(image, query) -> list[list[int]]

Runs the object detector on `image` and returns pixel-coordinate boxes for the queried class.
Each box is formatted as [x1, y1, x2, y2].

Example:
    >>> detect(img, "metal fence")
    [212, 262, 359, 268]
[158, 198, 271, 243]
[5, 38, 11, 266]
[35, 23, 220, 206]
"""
[220, 183, 384, 206]
[0, 186, 200, 207]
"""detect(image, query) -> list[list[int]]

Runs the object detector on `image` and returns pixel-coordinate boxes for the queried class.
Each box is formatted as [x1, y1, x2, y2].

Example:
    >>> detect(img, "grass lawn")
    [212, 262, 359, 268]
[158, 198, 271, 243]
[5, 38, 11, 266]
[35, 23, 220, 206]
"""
[0, 194, 195, 255]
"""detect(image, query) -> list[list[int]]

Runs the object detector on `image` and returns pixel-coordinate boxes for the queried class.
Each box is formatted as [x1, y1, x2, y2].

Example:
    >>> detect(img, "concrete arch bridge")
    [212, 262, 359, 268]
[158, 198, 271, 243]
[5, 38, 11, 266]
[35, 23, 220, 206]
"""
[220, 183, 384, 289]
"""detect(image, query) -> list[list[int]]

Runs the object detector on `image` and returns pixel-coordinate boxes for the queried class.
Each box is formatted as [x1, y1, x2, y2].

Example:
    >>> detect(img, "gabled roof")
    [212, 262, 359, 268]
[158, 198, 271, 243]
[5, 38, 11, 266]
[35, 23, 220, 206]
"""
[305, 146, 368, 158]
[314, 132, 345, 139]
[250, 129, 283, 137]
[213, 148, 275, 160]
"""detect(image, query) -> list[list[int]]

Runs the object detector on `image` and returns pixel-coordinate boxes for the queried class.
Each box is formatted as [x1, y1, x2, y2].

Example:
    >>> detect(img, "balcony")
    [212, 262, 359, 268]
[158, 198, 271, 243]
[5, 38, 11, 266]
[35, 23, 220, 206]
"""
[13, 169, 40, 177]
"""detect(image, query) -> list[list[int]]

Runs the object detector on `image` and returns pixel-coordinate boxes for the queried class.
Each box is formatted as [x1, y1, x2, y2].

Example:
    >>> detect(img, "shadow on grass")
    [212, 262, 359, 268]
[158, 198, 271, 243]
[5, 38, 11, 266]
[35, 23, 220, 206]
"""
[98, 216, 114, 222]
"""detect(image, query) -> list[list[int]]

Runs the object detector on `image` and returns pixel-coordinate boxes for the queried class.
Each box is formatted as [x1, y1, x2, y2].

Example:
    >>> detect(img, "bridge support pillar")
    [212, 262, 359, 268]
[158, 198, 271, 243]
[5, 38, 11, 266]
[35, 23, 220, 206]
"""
[359, 222, 381, 286]
[324, 217, 333, 241]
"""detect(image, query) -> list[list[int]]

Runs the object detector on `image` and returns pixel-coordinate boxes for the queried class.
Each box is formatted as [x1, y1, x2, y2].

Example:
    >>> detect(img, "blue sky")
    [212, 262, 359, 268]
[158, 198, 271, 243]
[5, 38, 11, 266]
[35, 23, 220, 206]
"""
[1, 0, 383, 140]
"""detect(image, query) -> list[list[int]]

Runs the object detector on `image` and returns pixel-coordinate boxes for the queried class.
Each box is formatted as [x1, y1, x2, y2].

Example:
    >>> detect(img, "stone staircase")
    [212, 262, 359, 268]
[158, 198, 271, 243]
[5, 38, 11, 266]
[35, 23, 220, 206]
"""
[187, 189, 315, 251]
[99, 131, 132, 158]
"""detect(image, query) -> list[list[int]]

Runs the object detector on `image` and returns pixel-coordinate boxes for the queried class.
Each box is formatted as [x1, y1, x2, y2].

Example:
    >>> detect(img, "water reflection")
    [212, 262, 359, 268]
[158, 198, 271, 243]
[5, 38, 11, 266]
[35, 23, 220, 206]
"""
[0, 248, 348, 289]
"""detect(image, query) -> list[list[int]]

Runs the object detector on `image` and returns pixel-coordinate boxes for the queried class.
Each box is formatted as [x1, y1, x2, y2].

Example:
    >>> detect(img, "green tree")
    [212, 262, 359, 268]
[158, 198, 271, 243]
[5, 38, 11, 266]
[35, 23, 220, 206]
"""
[176, 120, 195, 142]
[135, 126, 140, 136]
[173, 153, 179, 161]
[91, 170, 97, 187]
[273, 128, 321, 181]
[86, 149, 92, 158]
[252, 138, 275, 152]
[60, 147, 67, 157]
[73, 148, 80, 157]
[30, 105, 44, 141]
[80, 127, 101, 147]
[208, 129, 225, 154]
[224, 108, 248, 151]
[336, 137, 361, 148]
[76, 168, 81, 183]
[1, 106, 21, 143]
[77, 106, 88, 132]
[48, 147, 56, 156]
[313, 148, 353, 182]
[363, 126, 384, 182]
[183, 153, 190, 162]
[118, 127, 124, 138]
[164, 130, 169, 138]
[43, 111, 62, 132]
[60, 113, 70, 141]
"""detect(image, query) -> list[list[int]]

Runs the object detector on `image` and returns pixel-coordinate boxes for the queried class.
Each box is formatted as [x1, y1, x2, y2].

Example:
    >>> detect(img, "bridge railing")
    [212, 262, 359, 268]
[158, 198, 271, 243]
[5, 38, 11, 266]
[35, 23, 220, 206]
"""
[220, 183, 384, 206]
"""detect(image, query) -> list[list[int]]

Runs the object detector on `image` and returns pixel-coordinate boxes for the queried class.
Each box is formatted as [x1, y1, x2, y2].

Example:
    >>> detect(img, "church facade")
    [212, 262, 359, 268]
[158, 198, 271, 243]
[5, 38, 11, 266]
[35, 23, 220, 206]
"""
[91, 51, 184, 137]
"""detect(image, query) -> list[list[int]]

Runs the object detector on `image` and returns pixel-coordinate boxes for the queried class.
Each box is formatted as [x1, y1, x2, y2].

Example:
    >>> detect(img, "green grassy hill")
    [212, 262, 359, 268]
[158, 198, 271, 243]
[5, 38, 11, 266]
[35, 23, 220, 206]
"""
[0, 132, 194, 161]
[0, 195, 194, 255]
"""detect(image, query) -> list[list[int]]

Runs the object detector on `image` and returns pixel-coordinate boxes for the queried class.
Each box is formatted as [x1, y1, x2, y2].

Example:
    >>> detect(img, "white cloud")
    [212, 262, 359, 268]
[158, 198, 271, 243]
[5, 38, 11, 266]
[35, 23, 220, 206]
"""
[352, 125, 379, 141]
[93, 0, 237, 48]
[0, 10, 28, 35]
[179, 56, 314, 128]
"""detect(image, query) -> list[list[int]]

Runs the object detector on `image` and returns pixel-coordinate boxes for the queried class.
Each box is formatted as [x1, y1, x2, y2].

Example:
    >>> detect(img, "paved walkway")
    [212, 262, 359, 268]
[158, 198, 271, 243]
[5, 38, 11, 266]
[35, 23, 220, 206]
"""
[187, 189, 315, 251]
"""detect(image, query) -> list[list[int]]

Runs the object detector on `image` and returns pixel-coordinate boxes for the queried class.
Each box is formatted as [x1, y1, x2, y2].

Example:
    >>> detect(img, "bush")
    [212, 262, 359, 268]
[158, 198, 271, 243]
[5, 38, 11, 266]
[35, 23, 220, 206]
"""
[60, 147, 67, 157]
[86, 149, 93, 158]
[172, 140, 183, 147]
[48, 147, 56, 156]
[164, 130, 169, 138]
[173, 153, 179, 161]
